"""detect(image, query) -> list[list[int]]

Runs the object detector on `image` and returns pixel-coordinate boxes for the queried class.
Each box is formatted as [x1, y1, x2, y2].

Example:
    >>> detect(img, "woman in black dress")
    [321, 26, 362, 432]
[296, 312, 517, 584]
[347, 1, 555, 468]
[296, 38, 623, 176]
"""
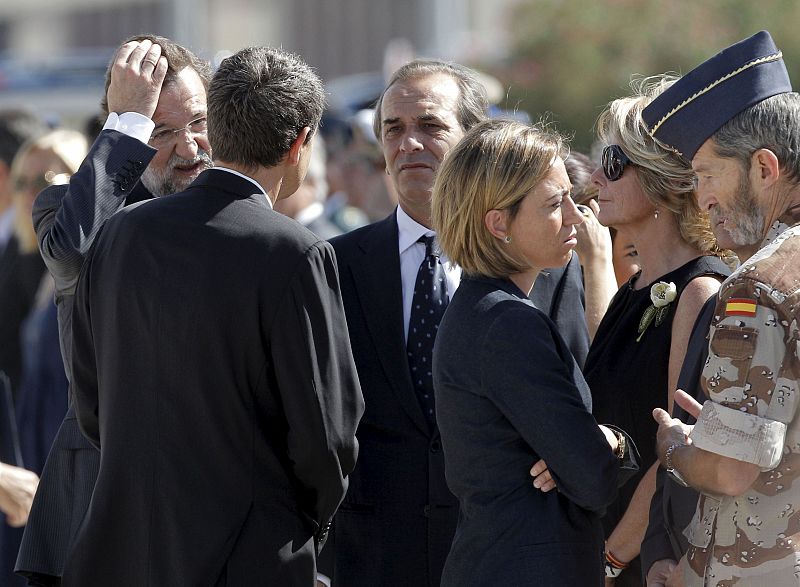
[584, 78, 731, 585]
[431, 119, 638, 586]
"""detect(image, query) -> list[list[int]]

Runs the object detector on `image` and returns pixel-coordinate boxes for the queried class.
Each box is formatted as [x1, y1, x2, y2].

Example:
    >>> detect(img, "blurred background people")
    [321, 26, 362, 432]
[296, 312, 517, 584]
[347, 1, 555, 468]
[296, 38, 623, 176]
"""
[0, 129, 85, 397]
[432, 118, 637, 586]
[0, 128, 87, 587]
[583, 79, 730, 586]
[0, 112, 46, 259]
[274, 134, 342, 240]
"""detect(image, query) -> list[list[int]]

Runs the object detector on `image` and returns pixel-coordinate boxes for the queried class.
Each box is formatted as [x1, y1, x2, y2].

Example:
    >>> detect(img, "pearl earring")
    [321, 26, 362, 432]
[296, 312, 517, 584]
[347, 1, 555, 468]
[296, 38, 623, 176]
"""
[654, 208, 659, 220]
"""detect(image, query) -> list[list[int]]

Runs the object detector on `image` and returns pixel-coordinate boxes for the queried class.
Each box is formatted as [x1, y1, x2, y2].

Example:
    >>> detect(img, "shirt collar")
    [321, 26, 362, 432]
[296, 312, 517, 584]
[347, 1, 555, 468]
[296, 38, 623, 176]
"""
[760, 202, 800, 248]
[397, 205, 434, 255]
[212, 166, 272, 209]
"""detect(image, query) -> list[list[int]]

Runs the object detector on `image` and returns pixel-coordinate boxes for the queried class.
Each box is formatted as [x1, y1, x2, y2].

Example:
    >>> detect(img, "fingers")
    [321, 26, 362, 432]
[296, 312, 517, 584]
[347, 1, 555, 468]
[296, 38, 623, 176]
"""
[152, 55, 168, 86]
[113, 41, 138, 70]
[107, 39, 167, 118]
[674, 389, 703, 419]
[127, 39, 154, 73]
[652, 407, 672, 426]
[530, 459, 556, 492]
[139, 42, 163, 75]
[530, 459, 547, 477]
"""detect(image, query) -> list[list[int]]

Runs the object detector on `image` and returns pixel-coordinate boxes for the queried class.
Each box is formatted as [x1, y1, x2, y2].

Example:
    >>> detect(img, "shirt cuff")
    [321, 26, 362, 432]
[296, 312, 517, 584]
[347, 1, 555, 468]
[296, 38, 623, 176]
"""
[102, 112, 155, 144]
[690, 400, 786, 470]
[316, 573, 331, 587]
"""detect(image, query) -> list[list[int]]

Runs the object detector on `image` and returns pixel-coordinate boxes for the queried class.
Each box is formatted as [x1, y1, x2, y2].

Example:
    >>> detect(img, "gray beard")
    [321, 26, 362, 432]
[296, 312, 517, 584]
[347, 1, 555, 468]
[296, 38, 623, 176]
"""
[140, 149, 212, 197]
[726, 172, 765, 246]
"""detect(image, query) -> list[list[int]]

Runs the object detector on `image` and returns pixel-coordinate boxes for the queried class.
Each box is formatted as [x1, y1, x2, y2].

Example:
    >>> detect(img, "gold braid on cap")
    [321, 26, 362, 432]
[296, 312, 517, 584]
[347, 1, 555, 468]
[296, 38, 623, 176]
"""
[647, 51, 784, 143]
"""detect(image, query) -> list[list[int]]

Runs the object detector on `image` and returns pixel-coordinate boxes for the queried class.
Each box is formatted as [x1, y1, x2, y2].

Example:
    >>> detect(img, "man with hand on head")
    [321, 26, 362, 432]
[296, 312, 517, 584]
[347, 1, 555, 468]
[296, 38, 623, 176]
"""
[648, 31, 800, 586]
[64, 46, 362, 586]
[15, 34, 212, 586]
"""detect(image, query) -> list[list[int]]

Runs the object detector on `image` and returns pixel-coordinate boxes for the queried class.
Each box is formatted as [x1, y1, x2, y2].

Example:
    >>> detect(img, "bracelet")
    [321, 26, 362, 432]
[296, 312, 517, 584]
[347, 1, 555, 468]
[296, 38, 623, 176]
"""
[614, 430, 626, 461]
[665, 443, 690, 487]
[605, 549, 628, 570]
[604, 548, 628, 578]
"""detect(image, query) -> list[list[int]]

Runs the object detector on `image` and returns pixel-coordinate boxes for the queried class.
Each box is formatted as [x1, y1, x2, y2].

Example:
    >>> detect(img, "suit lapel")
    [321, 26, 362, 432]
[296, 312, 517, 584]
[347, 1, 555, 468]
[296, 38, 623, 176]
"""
[349, 214, 430, 435]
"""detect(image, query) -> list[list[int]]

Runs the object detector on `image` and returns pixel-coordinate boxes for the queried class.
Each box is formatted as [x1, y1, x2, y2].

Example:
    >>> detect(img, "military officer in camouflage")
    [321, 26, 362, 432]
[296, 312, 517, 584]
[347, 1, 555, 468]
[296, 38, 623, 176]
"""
[646, 31, 800, 586]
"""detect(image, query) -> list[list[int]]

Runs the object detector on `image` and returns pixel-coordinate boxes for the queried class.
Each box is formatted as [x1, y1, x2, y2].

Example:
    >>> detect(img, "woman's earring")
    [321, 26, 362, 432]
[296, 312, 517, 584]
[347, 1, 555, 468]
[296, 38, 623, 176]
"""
[654, 208, 659, 220]
[504, 235, 512, 243]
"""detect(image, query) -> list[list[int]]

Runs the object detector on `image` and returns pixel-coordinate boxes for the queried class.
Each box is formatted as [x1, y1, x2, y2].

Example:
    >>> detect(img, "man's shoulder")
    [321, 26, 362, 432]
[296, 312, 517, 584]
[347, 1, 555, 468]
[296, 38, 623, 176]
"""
[329, 213, 396, 258]
[722, 225, 800, 308]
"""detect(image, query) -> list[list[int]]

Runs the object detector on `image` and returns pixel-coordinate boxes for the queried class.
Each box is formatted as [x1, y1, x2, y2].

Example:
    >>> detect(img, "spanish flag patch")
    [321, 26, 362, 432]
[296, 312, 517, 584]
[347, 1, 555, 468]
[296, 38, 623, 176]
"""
[725, 298, 757, 317]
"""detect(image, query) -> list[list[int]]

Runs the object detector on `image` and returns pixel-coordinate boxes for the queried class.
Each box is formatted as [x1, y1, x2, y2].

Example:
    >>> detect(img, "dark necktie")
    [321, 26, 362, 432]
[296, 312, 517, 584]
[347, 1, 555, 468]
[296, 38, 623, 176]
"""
[407, 235, 449, 428]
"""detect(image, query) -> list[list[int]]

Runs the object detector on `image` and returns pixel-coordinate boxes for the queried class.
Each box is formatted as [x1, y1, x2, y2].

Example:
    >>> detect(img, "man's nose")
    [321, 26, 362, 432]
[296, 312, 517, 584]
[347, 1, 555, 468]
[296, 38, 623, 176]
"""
[175, 131, 199, 160]
[399, 131, 424, 152]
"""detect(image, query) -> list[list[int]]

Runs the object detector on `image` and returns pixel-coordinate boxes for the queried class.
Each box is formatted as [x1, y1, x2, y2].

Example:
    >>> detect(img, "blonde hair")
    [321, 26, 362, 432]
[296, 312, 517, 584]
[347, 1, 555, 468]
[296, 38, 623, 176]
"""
[596, 75, 720, 256]
[432, 118, 567, 278]
[11, 129, 88, 251]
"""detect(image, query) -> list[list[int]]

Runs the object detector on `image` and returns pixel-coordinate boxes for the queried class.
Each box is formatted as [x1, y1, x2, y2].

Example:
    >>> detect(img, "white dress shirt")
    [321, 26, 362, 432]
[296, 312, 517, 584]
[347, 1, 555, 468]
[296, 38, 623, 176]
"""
[397, 205, 461, 341]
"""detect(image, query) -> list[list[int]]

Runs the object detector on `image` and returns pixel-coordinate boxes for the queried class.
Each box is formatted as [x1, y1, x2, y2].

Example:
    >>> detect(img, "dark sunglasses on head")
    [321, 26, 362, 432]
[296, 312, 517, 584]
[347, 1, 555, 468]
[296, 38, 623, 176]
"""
[602, 145, 634, 182]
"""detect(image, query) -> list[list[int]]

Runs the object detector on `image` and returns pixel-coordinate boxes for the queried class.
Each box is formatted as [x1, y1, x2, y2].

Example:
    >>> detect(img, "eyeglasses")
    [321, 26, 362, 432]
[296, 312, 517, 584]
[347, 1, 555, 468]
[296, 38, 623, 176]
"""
[602, 145, 634, 182]
[149, 116, 208, 148]
[14, 170, 70, 194]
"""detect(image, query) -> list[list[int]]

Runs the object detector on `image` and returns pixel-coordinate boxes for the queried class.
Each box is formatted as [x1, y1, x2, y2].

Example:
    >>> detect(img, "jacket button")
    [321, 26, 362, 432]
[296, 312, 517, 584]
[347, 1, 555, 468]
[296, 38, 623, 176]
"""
[430, 440, 441, 453]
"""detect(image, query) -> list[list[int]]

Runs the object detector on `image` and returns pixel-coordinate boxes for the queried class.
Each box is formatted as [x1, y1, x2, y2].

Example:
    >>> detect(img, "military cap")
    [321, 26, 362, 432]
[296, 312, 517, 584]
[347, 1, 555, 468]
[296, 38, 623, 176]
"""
[642, 30, 792, 160]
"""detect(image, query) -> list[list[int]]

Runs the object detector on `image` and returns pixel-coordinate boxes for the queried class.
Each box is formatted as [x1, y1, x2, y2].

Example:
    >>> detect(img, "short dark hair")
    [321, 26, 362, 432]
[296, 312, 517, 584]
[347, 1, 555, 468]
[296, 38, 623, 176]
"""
[100, 34, 212, 116]
[0, 109, 44, 167]
[373, 59, 489, 141]
[207, 46, 325, 169]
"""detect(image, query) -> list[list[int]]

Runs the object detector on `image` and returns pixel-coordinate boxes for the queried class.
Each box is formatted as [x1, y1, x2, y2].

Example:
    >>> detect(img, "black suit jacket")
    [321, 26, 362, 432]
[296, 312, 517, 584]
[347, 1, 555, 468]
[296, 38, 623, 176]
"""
[433, 275, 632, 586]
[330, 212, 457, 587]
[63, 169, 363, 586]
[17, 129, 155, 582]
[530, 253, 590, 369]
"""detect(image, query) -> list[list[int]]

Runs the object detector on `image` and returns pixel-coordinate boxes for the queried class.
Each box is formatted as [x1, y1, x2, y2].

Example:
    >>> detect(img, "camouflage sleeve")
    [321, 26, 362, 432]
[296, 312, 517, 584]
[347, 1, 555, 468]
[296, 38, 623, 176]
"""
[690, 277, 800, 471]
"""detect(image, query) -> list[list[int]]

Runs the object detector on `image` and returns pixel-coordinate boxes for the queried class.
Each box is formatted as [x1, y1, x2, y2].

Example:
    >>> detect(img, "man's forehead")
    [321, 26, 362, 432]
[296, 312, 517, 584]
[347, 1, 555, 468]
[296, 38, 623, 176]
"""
[381, 74, 461, 117]
[153, 68, 207, 125]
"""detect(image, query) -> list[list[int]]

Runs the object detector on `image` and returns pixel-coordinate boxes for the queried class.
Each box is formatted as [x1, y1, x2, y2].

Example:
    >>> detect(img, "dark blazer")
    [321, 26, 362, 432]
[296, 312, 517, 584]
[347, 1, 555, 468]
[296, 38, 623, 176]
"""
[433, 275, 633, 587]
[330, 212, 457, 587]
[16, 129, 156, 583]
[64, 169, 363, 586]
[640, 296, 716, 579]
[530, 253, 590, 369]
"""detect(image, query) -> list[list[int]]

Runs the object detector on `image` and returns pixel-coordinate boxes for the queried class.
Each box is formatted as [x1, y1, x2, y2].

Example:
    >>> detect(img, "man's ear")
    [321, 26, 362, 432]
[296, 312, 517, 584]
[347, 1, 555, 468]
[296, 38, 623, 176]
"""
[751, 148, 781, 189]
[286, 127, 312, 167]
[484, 209, 508, 240]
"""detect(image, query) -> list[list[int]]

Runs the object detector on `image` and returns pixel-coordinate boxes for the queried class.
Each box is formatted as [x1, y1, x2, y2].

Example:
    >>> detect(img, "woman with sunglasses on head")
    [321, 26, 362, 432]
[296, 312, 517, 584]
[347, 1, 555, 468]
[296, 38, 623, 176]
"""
[431, 119, 639, 587]
[584, 78, 731, 586]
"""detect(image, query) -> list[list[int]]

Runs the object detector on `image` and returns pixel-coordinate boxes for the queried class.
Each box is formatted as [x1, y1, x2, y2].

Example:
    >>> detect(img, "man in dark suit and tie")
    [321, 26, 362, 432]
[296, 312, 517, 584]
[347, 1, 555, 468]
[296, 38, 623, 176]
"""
[329, 60, 487, 587]
[62, 46, 363, 586]
[16, 35, 213, 586]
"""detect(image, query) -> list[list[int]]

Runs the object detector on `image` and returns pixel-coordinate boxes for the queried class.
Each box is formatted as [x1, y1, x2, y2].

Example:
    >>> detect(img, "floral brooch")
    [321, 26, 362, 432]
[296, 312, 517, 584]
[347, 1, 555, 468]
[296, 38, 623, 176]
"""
[636, 281, 677, 342]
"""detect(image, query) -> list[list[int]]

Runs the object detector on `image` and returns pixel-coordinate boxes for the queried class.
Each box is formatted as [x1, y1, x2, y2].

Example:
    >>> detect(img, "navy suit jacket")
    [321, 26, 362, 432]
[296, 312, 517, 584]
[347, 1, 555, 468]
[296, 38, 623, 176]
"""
[433, 275, 636, 586]
[330, 213, 457, 587]
[64, 169, 363, 586]
[530, 253, 590, 369]
[17, 130, 155, 582]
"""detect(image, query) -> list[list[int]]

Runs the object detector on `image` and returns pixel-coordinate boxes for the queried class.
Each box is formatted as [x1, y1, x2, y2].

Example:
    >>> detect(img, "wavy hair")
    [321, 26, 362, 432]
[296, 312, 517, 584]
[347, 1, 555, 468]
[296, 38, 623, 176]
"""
[596, 75, 721, 256]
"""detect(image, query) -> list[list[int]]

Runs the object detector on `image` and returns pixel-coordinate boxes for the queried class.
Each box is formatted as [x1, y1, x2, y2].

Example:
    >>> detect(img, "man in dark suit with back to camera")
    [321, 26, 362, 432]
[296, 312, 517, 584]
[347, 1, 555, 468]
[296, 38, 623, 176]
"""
[15, 34, 213, 586]
[63, 46, 363, 586]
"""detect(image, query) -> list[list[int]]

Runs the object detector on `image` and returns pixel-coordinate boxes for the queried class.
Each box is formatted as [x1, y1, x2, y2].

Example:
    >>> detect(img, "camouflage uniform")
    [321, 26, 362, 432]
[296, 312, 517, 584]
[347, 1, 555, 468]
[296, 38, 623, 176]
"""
[683, 204, 800, 586]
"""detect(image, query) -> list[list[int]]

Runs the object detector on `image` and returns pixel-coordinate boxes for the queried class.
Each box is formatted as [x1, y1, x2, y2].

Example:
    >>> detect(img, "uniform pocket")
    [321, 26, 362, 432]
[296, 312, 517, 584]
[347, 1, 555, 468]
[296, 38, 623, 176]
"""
[704, 325, 758, 398]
